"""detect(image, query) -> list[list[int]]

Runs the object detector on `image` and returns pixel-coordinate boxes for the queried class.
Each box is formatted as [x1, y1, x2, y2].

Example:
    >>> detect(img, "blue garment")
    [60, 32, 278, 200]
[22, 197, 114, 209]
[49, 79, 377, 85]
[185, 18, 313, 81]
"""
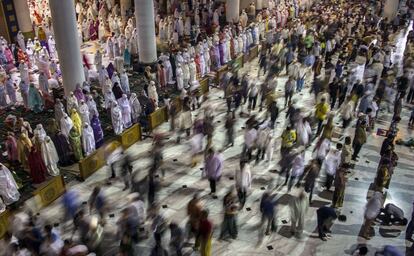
[124, 49, 131, 66]
[382, 245, 403, 256]
[28, 85, 43, 113]
[260, 197, 275, 217]
[304, 55, 315, 67]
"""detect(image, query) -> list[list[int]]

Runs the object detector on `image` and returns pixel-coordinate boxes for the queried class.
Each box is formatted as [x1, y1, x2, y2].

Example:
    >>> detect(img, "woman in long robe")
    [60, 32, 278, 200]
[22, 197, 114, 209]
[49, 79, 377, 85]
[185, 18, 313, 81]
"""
[70, 109, 83, 136]
[17, 133, 32, 170]
[68, 128, 83, 162]
[129, 93, 142, 124]
[60, 113, 74, 138]
[5, 133, 18, 163]
[0, 164, 20, 205]
[54, 99, 66, 126]
[118, 94, 132, 128]
[27, 147, 47, 184]
[51, 131, 73, 166]
[40, 136, 60, 176]
[86, 95, 99, 120]
[111, 102, 124, 135]
[28, 84, 43, 113]
[82, 123, 95, 157]
[78, 101, 90, 124]
[91, 115, 104, 148]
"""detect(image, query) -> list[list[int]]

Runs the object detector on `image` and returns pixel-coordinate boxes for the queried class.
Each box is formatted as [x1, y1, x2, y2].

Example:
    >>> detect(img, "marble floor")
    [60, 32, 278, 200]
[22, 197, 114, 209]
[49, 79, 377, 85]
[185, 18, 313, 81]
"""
[18, 29, 414, 256]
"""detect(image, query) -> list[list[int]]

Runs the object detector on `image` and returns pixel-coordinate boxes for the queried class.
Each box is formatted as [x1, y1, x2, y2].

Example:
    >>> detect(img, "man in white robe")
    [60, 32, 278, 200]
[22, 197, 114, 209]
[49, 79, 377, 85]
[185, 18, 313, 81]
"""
[111, 102, 124, 135]
[82, 123, 96, 156]
[176, 63, 184, 90]
[40, 136, 60, 176]
[17, 31, 25, 51]
[0, 164, 20, 205]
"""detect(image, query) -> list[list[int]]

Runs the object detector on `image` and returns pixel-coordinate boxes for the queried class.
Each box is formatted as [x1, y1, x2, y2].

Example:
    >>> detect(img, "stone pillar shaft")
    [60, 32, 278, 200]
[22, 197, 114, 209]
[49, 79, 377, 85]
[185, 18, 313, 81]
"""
[49, 0, 85, 95]
[134, 0, 157, 64]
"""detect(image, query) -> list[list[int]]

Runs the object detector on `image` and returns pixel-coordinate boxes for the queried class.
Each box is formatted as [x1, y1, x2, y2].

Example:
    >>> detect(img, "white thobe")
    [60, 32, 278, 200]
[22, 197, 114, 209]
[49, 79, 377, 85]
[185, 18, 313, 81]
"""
[118, 96, 132, 128]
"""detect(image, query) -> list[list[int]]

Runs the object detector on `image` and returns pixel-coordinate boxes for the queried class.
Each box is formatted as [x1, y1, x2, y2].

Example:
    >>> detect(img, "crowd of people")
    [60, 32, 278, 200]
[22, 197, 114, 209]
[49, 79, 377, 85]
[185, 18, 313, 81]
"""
[1, 0, 414, 255]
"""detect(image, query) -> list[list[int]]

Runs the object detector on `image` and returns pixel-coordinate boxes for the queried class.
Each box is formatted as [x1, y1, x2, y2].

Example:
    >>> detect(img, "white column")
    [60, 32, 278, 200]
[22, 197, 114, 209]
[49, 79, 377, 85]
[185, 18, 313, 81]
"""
[226, 0, 240, 23]
[134, 0, 157, 64]
[383, 0, 399, 21]
[262, 0, 269, 8]
[13, 0, 33, 36]
[49, 0, 85, 96]
[256, 0, 263, 10]
[240, 0, 254, 10]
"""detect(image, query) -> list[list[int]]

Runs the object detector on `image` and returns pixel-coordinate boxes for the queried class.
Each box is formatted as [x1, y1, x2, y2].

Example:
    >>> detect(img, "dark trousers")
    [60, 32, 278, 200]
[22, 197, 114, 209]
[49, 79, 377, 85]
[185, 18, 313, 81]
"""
[248, 96, 257, 110]
[325, 174, 334, 190]
[226, 128, 234, 146]
[407, 88, 414, 103]
[330, 96, 337, 109]
[306, 181, 315, 203]
[316, 119, 324, 135]
[256, 147, 265, 162]
[285, 92, 293, 107]
[220, 214, 238, 239]
[237, 188, 247, 208]
[209, 179, 216, 193]
[342, 118, 351, 129]
[407, 219, 414, 240]
[352, 143, 363, 160]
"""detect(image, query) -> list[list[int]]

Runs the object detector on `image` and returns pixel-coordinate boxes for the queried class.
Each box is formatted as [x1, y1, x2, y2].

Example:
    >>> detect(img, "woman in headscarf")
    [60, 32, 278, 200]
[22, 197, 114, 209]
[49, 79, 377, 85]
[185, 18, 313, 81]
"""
[40, 136, 60, 176]
[28, 83, 44, 113]
[0, 163, 20, 205]
[5, 132, 18, 163]
[82, 123, 96, 157]
[86, 94, 99, 120]
[69, 127, 83, 162]
[91, 114, 104, 148]
[118, 94, 132, 128]
[54, 99, 66, 126]
[111, 101, 124, 135]
[129, 93, 142, 124]
[70, 108, 83, 136]
[27, 146, 47, 184]
[17, 133, 32, 170]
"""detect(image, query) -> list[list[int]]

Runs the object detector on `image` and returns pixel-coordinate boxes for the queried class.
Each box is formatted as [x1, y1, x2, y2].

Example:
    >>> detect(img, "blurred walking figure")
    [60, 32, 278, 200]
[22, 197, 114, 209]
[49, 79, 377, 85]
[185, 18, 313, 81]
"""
[259, 192, 277, 236]
[235, 161, 252, 209]
[290, 190, 309, 238]
[187, 194, 203, 247]
[88, 186, 107, 225]
[198, 210, 213, 256]
[203, 148, 224, 196]
[219, 189, 239, 240]
[317, 206, 338, 241]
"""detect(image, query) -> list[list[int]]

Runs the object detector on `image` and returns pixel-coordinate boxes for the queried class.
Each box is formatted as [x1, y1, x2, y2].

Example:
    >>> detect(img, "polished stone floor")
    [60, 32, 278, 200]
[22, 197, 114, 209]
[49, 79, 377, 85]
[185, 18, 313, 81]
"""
[20, 29, 414, 256]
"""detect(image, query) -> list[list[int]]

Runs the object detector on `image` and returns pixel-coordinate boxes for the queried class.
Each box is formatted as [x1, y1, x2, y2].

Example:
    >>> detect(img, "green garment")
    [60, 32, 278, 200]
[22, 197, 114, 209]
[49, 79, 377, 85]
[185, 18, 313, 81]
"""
[69, 128, 83, 161]
[28, 84, 43, 113]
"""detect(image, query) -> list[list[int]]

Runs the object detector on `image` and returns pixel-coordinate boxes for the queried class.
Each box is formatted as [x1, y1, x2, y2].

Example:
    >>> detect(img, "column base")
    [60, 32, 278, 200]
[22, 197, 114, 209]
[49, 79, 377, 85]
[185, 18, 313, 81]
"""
[22, 30, 34, 39]
[132, 58, 157, 73]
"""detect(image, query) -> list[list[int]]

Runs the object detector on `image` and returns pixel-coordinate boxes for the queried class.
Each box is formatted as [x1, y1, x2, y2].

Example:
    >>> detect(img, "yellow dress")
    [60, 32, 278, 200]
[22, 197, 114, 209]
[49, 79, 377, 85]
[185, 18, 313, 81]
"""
[71, 109, 83, 135]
